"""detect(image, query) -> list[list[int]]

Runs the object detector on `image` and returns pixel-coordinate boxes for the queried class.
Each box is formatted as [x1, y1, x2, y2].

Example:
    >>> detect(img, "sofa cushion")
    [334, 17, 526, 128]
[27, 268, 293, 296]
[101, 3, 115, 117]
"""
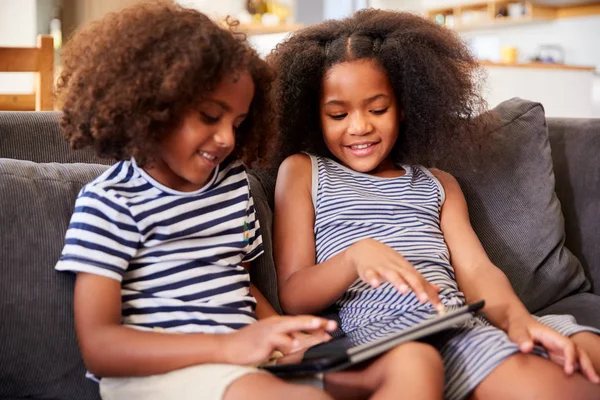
[247, 169, 281, 312]
[547, 118, 600, 295]
[536, 292, 600, 329]
[442, 98, 590, 313]
[0, 159, 107, 400]
[0, 111, 112, 165]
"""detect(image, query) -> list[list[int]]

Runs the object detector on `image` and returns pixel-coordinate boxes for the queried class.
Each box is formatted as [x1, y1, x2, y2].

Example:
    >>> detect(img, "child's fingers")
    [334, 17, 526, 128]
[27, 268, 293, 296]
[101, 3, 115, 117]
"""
[561, 340, 577, 375]
[388, 256, 443, 307]
[269, 333, 297, 354]
[362, 269, 381, 288]
[536, 329, 577, 375]
[274, 316, 337, 334]
[509, 324, 534, 353]
[292, 330, 331, 351]
[378, 269, 409, 294]
[423, 283, 445, 312]
[395, 266, 432, 303]
[577, 347, 600, 384]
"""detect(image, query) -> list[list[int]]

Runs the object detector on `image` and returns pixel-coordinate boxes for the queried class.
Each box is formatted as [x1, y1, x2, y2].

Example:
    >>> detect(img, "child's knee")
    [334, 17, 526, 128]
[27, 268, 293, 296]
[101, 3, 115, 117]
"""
[225, 373, 332, 400]
[290, 385, 333, 400]
[385, 342, 443, 372]
[474, 353, 600, 400]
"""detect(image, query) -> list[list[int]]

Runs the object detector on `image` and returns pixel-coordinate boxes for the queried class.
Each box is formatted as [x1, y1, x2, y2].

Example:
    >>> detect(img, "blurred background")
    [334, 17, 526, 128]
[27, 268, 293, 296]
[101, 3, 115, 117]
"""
[1, 0, 599, 117]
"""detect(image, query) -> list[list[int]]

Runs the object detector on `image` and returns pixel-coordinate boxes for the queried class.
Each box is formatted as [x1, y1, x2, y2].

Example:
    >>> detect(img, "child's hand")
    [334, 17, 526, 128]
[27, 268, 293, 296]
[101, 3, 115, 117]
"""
[223, 316, 337, 365]
[287, 331, 332, 354]
[346, 238, 445, 312]
[507, 315, 600, 383]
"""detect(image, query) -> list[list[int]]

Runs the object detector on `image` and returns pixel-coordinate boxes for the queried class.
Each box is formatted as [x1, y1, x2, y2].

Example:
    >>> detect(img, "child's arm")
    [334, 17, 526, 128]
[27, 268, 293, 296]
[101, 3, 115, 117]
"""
[243, 262, 278, 319]
[432, 169, 595, 378]
[431, 169, 531, 328]
[274, 154, 442, 315]
[74, 272, 336, 377]
[244, 262, 331, 350]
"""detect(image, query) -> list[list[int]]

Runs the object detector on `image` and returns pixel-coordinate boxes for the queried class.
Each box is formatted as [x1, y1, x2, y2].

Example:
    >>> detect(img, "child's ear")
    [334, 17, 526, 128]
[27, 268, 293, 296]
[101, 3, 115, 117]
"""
[399, 107, 405, 122]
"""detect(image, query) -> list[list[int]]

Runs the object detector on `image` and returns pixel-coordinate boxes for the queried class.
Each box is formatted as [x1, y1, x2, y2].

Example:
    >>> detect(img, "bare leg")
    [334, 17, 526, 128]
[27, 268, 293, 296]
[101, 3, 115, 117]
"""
[469, 353, 600, 400]
[324, 342, 444, 400]
[571, 332, 600, 374]
[224, 372, 333, 400]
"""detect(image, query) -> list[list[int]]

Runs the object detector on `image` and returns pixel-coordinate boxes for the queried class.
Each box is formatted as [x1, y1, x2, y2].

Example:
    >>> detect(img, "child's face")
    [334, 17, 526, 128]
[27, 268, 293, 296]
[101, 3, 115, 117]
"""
[320, 59, 400, 174]
[149, 70, 255, 192]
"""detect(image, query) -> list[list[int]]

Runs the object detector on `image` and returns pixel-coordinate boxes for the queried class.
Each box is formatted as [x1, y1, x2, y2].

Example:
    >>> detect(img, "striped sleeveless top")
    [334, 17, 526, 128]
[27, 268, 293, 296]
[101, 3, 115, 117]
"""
[309, 155, 466, 332]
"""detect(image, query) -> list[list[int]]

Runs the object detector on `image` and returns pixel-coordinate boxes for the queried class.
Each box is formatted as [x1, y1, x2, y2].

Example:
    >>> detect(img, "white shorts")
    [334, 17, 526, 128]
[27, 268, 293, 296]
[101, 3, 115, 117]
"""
[99, 364, 263, 400]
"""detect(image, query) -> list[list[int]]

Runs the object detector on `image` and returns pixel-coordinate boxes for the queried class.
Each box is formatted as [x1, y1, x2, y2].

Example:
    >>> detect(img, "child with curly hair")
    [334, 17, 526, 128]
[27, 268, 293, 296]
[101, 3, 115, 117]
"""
[54, 3, 337, 400]
[270, 9, 600, 400]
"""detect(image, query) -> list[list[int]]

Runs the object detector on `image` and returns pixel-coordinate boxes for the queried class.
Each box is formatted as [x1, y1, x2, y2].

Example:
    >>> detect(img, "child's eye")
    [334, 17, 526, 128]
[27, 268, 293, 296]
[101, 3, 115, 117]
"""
[371, 108, 388, 115]
[201, 112, 220, 124]
[329, 113, 347, 120]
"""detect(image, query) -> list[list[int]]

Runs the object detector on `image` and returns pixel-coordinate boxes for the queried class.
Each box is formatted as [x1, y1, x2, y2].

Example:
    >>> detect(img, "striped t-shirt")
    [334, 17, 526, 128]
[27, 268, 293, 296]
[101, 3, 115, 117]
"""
[56, 158, 263, 334]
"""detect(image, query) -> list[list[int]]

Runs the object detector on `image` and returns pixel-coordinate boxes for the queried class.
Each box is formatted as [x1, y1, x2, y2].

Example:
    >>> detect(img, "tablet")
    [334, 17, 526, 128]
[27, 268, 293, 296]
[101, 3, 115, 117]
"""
[260, 300, 485, 377]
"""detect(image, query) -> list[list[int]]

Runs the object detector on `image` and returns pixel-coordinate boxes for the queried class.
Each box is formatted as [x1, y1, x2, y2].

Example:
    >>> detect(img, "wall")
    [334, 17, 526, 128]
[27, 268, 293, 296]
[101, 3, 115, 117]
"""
[461, 16, 600, 69]
[0, 0, 37, 94]
[176, 0, 245, 19]
[484, 66, 595, 117]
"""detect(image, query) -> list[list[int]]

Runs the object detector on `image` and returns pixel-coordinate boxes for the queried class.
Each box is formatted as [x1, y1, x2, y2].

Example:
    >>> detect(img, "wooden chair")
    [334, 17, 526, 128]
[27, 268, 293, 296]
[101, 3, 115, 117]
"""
[0, 35, 54, 111]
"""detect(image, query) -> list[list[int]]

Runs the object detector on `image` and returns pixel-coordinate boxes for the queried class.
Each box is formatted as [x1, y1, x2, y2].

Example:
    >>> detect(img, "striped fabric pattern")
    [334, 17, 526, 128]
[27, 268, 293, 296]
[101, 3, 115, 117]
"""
[56, 158, 263, 334]
[312, 156, 467, 332]
[310, 155, 600, 400]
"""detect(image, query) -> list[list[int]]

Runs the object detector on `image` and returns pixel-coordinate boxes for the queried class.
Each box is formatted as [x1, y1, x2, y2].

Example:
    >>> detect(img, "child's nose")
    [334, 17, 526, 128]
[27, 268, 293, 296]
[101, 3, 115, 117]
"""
[214, 126, 235, 148]
[347, 112, 371, 136]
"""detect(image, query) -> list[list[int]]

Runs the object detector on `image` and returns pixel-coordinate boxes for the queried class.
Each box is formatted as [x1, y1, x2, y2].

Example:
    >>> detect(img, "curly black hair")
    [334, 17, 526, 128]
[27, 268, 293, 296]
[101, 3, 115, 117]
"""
[268, 9, 491, 167]
[57, 1, 275, 167]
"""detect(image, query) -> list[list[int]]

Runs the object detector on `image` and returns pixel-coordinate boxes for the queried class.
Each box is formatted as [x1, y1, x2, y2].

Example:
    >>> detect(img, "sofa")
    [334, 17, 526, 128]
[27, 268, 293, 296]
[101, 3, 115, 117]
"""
[1, 98, 599, 400]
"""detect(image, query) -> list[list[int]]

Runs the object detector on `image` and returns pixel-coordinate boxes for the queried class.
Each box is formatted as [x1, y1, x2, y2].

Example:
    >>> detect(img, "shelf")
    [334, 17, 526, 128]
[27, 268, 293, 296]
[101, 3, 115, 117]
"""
[455, 15, 554, 31]
[427, 0, 600, 31]
[479, 60, 596, 71]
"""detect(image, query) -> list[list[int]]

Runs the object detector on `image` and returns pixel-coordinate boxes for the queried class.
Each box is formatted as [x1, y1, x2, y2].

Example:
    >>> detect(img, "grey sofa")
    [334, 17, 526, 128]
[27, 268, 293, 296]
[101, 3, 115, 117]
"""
[1, 98, 599, 400]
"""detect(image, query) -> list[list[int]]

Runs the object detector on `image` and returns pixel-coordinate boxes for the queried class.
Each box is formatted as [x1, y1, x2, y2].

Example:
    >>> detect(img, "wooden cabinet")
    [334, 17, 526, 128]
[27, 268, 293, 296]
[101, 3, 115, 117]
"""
[426, 0, 600, 31]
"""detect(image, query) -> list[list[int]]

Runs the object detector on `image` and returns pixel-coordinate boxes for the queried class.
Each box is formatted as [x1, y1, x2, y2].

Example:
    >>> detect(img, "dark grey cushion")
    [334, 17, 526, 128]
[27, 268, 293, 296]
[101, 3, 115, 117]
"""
[0, 159, 107, 400]
[547, 118, 600, 295]
[443, 98, 590, 313]
[248, 172, 281, 314]
[536, 292, 600, 329]
[0, 111, 112, 165]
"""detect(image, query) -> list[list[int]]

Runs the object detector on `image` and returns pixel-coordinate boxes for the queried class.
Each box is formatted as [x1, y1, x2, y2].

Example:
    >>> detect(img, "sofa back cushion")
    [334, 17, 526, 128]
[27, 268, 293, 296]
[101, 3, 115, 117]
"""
[440, 98, 589, 312]
[0, 111, 111, 165]
[547, 118, 600, 295]
[0, 159, 107, 400]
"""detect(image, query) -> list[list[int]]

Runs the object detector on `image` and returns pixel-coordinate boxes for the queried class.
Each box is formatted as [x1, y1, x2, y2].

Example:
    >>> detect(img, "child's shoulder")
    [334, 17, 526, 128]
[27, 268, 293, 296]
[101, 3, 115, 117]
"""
[79, 160, 138, 202]
[278, 153, 312, 179]
[280, 153, 312, 169]
[426, 168, 457, 187]
[276, 153, 313, 192]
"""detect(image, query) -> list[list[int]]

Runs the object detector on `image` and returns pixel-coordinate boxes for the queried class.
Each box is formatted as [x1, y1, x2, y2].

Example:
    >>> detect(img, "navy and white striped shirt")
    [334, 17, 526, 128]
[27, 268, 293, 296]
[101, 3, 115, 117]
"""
[56, 158, 263, 334]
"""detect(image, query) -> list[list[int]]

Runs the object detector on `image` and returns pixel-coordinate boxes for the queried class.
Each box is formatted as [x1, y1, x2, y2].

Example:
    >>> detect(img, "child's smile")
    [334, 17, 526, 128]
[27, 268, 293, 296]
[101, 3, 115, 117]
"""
[344, 140, 381, 158]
